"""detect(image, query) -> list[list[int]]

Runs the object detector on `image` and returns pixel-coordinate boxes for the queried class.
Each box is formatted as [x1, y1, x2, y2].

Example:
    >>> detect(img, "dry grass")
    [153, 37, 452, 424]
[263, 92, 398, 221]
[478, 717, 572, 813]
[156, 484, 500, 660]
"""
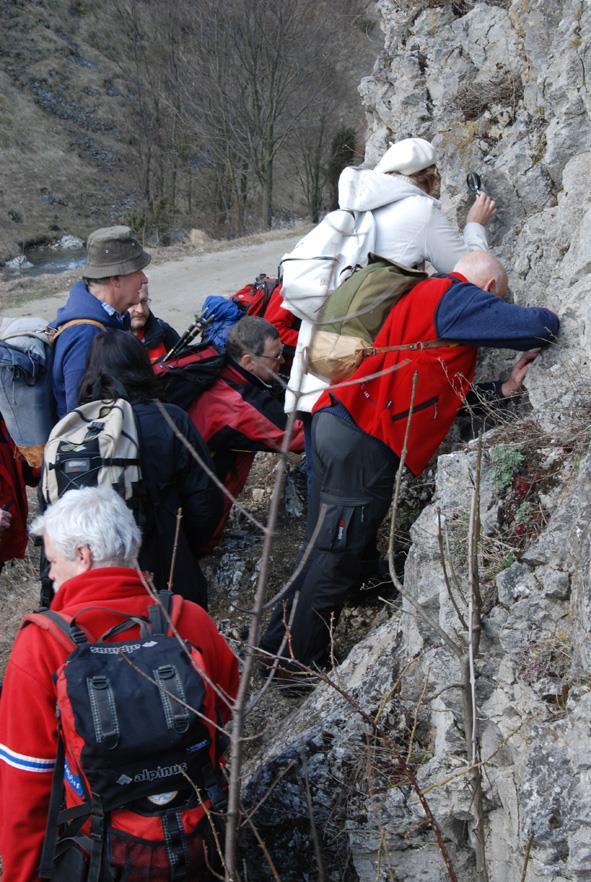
[454, 70, 524, 121]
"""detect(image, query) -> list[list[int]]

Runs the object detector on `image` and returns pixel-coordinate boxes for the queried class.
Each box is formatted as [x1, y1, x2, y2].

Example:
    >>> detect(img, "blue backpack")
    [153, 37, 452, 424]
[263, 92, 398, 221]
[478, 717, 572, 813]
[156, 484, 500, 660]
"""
[200, 296, 244, 352]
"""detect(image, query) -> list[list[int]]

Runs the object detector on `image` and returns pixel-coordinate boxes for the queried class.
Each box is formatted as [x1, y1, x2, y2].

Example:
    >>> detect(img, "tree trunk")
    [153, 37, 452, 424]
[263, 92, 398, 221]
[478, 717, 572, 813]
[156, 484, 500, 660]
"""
[263, 152, 273, 228]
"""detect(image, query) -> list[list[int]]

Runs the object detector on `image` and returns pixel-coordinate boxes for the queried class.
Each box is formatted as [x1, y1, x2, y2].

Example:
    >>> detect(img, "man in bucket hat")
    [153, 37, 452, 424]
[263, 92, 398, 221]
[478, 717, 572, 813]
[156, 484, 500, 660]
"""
[50, 226, 151, 417]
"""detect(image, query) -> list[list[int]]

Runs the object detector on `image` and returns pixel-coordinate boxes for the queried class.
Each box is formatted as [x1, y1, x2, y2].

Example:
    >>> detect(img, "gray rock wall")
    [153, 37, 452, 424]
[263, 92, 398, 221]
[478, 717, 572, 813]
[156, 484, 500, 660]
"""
[245, 2, 591, 880]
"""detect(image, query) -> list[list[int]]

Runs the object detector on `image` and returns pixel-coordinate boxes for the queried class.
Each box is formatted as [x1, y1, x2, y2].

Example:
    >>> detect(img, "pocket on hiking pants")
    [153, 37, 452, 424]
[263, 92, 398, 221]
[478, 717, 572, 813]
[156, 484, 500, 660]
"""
[316, 501, 364, 553]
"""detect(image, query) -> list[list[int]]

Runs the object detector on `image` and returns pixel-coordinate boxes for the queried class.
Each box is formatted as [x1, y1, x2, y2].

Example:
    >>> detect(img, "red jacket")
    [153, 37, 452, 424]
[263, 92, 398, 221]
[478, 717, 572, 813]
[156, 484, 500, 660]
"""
[0, 421, 36, 564]
[0, 568, 239, 882]
[190, 360, 304, 544]
[315, 274, 477, 475]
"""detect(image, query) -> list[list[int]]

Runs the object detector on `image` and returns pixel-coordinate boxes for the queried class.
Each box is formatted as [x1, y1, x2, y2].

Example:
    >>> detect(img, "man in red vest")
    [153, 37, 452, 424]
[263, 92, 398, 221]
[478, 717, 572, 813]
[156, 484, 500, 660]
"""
[260, 251, 560, 673]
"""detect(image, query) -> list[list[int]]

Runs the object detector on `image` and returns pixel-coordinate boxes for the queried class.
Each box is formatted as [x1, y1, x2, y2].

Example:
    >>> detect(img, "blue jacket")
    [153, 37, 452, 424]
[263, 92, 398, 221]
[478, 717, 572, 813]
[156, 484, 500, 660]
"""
[50, 282, 130, 417]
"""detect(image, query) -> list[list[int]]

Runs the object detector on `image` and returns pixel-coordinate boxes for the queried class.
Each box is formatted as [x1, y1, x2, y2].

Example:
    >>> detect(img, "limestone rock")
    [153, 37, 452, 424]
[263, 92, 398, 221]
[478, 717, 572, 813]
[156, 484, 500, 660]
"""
[246, 2, 591, 879]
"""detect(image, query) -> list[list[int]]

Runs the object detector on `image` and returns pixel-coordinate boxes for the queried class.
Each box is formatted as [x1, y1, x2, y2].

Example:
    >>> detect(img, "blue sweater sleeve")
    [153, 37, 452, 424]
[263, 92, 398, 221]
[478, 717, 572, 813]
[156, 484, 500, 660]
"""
[59, 326, 104, 415]
[435, 281, 560, 350]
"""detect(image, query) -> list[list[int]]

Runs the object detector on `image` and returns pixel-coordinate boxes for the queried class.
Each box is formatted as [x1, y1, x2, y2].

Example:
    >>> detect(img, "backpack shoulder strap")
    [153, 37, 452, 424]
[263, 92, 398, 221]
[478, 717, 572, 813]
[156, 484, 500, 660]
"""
[22, 610, 79, 651]
[51, 318, 106, 344]
[366, 339, 460, 357]
[259, 278, 279, 315]
[148, 590, 184, 635]
[38, 733, 67, 879]
[148, 589, 172, 634]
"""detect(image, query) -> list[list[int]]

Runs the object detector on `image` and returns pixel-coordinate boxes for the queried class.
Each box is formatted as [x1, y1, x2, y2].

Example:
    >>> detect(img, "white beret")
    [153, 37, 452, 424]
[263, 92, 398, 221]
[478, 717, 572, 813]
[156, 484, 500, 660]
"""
[374, 137, 436, 175]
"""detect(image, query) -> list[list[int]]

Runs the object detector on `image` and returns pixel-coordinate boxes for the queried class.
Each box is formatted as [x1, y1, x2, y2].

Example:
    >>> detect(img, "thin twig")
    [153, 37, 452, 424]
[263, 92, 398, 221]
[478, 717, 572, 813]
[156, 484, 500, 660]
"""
[243, 812, 282, 882]
[464, 432, 489, 882]
[373, 654, 422, 727]
[437, 509, 468, 630]
[246, 594, 307, 715]
[302, 752, 326, 882]
[421, 713, 536, 796]
[312, 666, 459, 882]
[444, 527, 465, 602]
[167, 506, 183, 590]
[224, 406, 300, 881]
[239, 759, 298, 826]
[155, 399, 267, 533]
[406, 666, 430, 766]
[134, 566, 235, 714]
[242, 505, 327, 612]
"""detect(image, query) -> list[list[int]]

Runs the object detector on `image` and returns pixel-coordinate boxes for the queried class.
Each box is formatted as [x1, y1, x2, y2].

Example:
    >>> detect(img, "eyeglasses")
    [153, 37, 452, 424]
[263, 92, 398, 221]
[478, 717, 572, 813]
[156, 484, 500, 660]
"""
[260, 346, 284, 363]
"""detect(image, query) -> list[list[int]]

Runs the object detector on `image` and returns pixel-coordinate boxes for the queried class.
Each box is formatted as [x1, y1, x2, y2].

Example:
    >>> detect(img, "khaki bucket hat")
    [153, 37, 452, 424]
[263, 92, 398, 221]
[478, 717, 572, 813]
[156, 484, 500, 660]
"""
[84, 225, 151, 278]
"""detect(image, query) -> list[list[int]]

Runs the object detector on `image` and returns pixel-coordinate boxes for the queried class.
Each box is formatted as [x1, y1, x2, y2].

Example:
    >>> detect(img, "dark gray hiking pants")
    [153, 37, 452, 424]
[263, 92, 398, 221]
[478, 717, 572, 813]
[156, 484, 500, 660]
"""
[260, 410, 399, 670]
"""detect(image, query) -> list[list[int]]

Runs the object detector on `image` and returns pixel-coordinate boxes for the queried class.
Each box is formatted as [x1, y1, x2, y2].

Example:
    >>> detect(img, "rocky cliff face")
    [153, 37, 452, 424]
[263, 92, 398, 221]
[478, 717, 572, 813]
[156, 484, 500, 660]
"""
[245, 3, 591, 880]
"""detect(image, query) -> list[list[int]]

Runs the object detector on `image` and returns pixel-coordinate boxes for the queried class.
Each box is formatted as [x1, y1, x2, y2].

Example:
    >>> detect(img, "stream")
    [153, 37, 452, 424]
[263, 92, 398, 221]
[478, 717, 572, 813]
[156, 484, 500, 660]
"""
[2, 237, 86, 278]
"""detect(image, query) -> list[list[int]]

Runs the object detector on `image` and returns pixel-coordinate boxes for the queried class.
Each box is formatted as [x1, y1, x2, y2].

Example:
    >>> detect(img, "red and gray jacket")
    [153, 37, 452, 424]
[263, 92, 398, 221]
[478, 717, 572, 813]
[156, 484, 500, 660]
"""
[189, 359, 305, 544]
[316, 273, 559, 475]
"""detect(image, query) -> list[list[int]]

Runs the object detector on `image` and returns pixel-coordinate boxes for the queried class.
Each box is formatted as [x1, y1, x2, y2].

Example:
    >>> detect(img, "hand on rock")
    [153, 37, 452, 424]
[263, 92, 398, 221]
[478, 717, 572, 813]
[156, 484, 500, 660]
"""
[501, 349, 541, 397]
[467, 191, 496, 226]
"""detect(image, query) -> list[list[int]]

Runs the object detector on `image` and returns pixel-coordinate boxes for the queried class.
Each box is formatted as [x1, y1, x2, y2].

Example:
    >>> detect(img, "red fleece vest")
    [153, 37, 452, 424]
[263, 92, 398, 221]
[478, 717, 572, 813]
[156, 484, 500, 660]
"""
[315, 274, 477, 475]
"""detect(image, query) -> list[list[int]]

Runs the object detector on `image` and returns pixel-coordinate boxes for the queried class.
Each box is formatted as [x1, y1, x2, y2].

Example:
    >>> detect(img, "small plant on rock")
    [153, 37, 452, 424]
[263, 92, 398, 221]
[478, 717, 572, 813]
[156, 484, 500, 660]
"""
[490, 444, 524, 492]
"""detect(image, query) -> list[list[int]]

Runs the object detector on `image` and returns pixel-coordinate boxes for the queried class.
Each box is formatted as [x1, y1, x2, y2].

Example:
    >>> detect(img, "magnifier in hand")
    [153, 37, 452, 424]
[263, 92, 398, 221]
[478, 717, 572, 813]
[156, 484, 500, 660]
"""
[467, 172, 482, 194]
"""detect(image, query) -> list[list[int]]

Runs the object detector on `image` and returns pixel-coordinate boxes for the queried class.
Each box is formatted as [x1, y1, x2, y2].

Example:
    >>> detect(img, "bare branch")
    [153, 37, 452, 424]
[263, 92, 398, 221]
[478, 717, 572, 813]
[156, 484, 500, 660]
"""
[437, 509, 468, 630]
[167, 506, 183, 590]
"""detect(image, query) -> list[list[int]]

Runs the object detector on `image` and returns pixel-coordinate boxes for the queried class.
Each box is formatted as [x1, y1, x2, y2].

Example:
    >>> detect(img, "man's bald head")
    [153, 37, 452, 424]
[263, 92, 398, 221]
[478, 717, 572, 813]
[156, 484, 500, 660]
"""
[453, 251, 508, 297]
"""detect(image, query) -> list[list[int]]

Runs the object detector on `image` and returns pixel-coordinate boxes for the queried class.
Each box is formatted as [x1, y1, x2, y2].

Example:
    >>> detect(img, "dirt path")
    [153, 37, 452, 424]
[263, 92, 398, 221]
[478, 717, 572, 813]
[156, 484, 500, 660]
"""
[3, 230, 304, 330]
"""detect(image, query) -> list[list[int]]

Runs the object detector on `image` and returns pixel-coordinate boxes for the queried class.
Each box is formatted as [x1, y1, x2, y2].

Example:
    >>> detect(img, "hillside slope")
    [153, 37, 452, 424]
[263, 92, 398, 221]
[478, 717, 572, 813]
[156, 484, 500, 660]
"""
[0, 0, 139, 262]
[0, 0, 377, 263]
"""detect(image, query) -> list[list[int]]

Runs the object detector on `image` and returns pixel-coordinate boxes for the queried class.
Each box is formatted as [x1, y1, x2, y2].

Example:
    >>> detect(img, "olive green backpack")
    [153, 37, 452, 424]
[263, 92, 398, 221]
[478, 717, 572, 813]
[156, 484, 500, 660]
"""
[304, 254, 428, 383]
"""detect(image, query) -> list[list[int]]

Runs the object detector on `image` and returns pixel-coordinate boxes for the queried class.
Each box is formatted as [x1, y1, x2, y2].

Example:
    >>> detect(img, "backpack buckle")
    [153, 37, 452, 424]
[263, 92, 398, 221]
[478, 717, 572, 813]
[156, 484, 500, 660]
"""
[205, 780, 227, 812]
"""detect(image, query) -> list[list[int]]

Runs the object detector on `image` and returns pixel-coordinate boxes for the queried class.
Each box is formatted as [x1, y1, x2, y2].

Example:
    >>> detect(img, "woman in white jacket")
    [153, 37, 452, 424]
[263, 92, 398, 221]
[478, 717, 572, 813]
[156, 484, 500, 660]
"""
[285, 137, 496, 419]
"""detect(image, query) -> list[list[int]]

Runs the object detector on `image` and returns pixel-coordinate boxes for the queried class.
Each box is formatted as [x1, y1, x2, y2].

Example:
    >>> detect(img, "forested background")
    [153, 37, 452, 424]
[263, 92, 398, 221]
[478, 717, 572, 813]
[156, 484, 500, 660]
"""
[0, 0, 378, 261]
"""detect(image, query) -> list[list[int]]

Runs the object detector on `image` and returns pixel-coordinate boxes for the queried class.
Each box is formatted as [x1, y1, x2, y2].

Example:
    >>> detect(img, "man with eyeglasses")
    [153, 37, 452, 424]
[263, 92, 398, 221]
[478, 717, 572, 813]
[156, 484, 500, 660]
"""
[129, 281, 180, 364]
[189, 316, 305, 547]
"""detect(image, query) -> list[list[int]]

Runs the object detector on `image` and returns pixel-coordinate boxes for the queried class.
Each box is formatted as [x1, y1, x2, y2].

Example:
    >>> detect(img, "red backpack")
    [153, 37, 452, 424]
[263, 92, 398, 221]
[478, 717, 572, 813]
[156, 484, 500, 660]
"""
[231, 273, 281, 318]
[24, 591, 226, 882]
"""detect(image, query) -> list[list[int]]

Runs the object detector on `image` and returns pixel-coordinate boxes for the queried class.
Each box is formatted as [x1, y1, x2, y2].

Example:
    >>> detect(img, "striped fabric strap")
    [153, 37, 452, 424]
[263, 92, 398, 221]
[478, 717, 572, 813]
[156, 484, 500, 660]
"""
[0, 742, 55, 773]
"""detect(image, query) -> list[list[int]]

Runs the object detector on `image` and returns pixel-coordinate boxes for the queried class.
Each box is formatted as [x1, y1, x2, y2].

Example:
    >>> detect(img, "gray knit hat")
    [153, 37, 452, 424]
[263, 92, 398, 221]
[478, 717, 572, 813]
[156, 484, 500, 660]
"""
[84, 226, 151, 278]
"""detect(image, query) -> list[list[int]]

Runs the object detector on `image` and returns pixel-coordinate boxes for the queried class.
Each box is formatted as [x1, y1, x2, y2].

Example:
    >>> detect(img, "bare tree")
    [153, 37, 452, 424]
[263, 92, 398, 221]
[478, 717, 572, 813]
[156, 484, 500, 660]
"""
[101, 0, 374, 236]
